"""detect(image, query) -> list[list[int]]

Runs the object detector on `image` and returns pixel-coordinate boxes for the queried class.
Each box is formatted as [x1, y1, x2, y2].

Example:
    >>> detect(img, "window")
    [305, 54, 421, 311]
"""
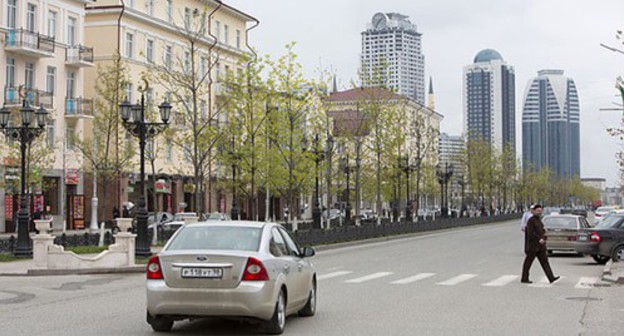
[215, 21, 221, 41]
[236, 29, 241, 49]
[48, 11, 57, 38]
[46, 121, 55, 147]
[165, 45, 172, 69]
[278, 227, 301, 257]
[200, 57, 207, 77]
[6, 58, 15, 87]
[146, 0, 154, 16]
[166, 139, 173, 161]
[200, 100, 207, 119]
[67, 17, 77, 46]
[184, 8, 191, 28]
[146, 39, 154, 63]
[25, 63, 35, 89]
[7, 0, 17, 29]
[46, 67, 56, 94]
[125, 83, 133, 103]
[125, 32, 134, 58]
[216, 62, 221, 80]
[66, 72, 75, 98]
[270, 228, 289, 256]
[27, 4, 37, 32]
[167, 226, 262, 252]
[166, 0, 173, 23]
[146, 88, 154, 110]
[127, 0, 135, 8]
[184, 51, 190, 72]
[224, 24, 229, 45]
[66, 126, 75, 150]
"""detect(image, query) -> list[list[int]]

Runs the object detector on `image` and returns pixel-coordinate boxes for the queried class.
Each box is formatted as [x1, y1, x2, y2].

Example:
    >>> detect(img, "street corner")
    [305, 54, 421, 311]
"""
[603, 260, 624, 285]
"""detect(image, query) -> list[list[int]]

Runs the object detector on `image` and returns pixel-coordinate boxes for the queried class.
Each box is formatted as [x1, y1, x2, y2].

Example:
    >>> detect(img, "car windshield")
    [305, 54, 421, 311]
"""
[167, 226, 262, 251]
[596, 215, 624, 229]
[205, 213, 223, 220]
[597, 207, 615, 213]
[543, 217, 577, 229]
[174, 213, 196, 221]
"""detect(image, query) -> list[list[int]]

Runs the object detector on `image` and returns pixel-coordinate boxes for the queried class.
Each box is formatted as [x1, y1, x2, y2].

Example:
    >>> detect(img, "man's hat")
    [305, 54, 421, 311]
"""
[530, 204, 542, 210]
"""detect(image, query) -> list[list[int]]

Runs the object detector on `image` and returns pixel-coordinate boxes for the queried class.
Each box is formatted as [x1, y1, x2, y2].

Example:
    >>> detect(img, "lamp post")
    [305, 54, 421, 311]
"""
[119, 89, 171, 258]
[399, 156, 417, 223]
[325, 135, 334, 229]
[339, 156, 355, 225]
[457, 174, 466, 217]
[436, 162, 454, 218]
[230, 136, 240, 221]
[0, 100, 48, 257]
[306, 134, 325, 229]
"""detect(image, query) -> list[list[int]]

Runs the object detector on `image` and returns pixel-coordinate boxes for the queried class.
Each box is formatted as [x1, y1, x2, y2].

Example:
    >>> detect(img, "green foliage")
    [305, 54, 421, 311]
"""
[68, 245, 109, 254]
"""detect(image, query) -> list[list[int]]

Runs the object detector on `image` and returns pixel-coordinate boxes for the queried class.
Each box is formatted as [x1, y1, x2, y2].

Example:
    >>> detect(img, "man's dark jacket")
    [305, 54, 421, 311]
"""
[525, 215, 547, 253]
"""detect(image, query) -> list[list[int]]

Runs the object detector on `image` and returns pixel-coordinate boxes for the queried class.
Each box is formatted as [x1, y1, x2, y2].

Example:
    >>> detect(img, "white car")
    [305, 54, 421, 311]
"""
[146, 221, 317, 334]
[595, 206, 618, 222]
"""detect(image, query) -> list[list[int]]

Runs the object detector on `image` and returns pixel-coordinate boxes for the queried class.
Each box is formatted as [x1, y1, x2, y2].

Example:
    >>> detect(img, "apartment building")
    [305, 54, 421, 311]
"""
[0, 0, 95, 232]
[83, 0, 256, 221]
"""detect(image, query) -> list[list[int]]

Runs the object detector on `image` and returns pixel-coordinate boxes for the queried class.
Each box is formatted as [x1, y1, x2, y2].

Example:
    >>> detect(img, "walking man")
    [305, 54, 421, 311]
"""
[521, 204, 560, 284]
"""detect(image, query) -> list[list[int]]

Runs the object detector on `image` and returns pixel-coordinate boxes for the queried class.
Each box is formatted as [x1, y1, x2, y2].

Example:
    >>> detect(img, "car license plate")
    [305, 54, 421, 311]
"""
[578, 235, 588, 241]
[181, 267, 223, 279]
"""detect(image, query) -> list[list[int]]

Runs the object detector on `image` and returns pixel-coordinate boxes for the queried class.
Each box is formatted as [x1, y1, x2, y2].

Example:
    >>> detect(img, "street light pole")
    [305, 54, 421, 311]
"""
[1, 100, 48, 257]
[119, 87, 171, 258]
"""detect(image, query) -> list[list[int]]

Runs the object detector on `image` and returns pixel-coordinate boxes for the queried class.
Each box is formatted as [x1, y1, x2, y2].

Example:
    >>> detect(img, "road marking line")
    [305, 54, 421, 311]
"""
[345, 272, 393, 283]
[391, 273, 436, 285]
[482, 275, 518, 287]
[318, 271, 353, 280]
[575, 277, 599, 289]
[529, 276, 565, 288]
[437, 274, 478, 286]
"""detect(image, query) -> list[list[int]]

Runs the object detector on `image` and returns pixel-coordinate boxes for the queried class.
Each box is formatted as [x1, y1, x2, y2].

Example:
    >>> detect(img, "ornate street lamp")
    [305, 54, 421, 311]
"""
[436, 163, 454, 218]
[119, 86, 171, 258]
[0, 100, 48, 257]
[305, 134, 326, 229]
[339, 156, 355, 225]
[399, 156, 418, 223]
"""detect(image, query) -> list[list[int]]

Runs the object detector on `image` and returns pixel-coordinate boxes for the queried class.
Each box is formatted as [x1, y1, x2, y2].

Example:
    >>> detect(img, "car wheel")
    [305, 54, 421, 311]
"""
[299, 279, 316, 317]
[265, 289, 286, 335]
[591, 254, 610, 265]
[147, 312, 173, 332]
[612, 245, 624, 262]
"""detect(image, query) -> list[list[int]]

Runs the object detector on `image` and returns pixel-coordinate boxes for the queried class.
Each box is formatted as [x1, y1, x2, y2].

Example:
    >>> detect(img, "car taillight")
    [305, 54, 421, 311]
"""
[590, 232, 601, 242]
[242, 257, 269, 281]
[147, 255, 164, 280]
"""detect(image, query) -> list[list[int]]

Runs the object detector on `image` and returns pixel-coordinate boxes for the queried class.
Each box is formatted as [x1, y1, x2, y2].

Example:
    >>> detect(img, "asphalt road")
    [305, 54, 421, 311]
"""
[1, 220, 622, 335]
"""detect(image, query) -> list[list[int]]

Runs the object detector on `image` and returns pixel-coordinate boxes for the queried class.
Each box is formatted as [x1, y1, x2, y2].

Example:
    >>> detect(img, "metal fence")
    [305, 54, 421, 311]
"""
[0, 214, 520, 254]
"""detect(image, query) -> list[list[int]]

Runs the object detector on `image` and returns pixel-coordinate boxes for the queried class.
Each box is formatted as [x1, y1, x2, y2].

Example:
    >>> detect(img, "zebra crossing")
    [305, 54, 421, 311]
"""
[318, 269, 604, 289]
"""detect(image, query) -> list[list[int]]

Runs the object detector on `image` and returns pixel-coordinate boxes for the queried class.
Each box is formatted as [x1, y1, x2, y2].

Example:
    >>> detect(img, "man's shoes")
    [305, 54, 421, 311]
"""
[521, 279, 533, 284]
[549, 276, 561, 284]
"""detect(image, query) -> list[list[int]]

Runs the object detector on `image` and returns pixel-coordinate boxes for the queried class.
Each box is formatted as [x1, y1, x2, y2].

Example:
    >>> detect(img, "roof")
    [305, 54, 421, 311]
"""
[325, 87, 403, 102]
[474, 49, 503, 63]
[186, 221, 268, 228]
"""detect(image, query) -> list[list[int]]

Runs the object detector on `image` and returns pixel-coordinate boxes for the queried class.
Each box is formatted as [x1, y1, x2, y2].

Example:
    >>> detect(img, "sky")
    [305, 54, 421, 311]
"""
[227, 0, 624, 186]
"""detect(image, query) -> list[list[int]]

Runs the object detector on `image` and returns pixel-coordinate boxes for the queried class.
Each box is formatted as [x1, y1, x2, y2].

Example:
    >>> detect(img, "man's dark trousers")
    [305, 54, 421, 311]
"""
[522, 250, 555, 282]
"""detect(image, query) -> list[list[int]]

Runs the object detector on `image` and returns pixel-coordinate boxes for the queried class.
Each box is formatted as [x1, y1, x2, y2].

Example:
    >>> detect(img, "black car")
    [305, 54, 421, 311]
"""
[574, 212, 624, 264]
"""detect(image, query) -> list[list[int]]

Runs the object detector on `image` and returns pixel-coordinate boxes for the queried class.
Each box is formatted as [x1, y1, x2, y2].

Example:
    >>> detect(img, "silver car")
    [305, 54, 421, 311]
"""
[146, 221, 317, 334]
[543, 214, 592, 253]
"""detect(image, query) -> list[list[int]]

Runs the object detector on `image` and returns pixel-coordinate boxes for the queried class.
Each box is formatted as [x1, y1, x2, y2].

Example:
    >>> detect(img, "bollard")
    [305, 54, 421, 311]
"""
[99, 222, 106, 247]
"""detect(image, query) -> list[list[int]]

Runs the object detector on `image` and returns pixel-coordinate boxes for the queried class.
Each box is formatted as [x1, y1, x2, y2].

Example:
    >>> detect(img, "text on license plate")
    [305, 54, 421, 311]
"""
[578, 236, 588, 241]
[181, 267, 223, 278]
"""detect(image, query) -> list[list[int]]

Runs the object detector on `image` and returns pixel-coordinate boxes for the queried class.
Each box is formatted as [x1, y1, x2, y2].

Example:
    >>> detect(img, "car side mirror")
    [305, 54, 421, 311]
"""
[301, 247, 315, 258]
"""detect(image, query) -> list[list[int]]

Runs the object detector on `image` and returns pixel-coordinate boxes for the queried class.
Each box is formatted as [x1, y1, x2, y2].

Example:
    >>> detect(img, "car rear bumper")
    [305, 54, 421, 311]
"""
[146, 279, 277, 321]
[545, 241, 576, 251]
[574, 242, 601, 255]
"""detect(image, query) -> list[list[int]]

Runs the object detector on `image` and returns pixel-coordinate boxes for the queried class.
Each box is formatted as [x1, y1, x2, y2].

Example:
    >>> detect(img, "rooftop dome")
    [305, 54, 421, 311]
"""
[473, 49, 503, 63]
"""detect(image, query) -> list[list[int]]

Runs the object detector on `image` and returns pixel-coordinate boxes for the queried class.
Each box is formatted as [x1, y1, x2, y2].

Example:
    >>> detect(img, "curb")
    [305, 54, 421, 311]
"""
[24, 265, 145, 276]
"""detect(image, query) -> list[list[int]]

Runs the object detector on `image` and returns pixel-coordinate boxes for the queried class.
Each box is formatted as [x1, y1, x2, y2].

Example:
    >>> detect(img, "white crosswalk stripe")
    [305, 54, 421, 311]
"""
[345, 272, 393, 283]
[437, 274, 478, 286]
[574, 277, 599, 289]
[482, 275, 519, 287]
[318, 271, 353, 281]
[391, 273, 436, 285]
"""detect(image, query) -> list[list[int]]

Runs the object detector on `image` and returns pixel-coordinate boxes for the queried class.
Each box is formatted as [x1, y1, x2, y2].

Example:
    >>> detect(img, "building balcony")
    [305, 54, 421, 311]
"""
[65, 45, 94, 67]
[4, 29, 55, 58]
[65, 98, 94, 118]
[4, 86, 54, 109]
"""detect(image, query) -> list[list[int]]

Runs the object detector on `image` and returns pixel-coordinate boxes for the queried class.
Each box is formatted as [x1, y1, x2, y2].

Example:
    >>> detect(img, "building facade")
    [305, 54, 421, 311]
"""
[439, 133, 465, 210]
[361, 12, 425, 104]
[83, 0, 255, 222]
[0, 0, 96, 232]
[463, 49, 515, 153]
[522, 70, 580, 178]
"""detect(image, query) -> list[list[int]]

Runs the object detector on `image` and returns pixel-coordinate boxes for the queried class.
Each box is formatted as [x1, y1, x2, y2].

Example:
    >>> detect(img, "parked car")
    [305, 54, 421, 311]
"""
[146, 221, 317, 334]
[201, 212, 232, 221]
[594, 206, 618, 220]
[574, 212, 624, 264]
[543, 207, 561, 216]
[559, 208, 588, 218]
[148, 212, 174, 226]
[542, 214, 592, 254]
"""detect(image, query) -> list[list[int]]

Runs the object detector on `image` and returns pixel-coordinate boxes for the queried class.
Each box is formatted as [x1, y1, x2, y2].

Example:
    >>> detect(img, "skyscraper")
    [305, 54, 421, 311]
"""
[463, 49, 515, 153]
[361, 12, 425, 104]
[522, 70, 580, 178]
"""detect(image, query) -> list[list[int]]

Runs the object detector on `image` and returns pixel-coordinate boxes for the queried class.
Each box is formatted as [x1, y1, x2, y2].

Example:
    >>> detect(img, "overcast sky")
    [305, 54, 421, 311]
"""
[228, 0, 624, 186]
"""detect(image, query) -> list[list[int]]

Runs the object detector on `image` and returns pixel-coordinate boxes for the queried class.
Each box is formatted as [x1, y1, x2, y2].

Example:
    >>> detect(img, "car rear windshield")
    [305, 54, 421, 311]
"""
[167, 226, 262, 252]
[543, 217, 576, 229]
[596, 215, 624, 229]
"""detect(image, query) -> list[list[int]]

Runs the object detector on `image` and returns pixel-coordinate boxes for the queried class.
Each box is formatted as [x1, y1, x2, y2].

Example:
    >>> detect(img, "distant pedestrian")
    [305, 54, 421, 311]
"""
[521, 204, 560, 284]
[122, 205, 130, 218]
[520, 206, 533, 232]
[112, 206, 120, 219]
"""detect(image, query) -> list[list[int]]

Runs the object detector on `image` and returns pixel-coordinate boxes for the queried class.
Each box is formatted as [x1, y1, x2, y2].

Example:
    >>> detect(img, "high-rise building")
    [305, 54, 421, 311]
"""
[361, 12, 425, 104]
[522, 70, 580, 178]
[463, 49, 515, 153]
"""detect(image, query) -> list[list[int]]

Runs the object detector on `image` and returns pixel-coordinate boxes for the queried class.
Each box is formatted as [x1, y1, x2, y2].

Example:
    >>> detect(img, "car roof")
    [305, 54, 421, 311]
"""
[544, 214, 581, 219]
[184, 220, 271, 229]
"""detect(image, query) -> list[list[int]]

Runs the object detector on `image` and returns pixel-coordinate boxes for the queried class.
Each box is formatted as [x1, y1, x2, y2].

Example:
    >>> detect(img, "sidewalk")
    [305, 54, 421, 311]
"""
[603, 260, 624, 284]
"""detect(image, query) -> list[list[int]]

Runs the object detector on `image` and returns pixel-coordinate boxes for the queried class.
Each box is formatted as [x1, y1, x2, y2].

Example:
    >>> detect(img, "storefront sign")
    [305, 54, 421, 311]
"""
[4, 167, 19, 181]
[155, 179, 171, 194]
[5, 195, 13, 219]
[66, 169, 80, 185]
